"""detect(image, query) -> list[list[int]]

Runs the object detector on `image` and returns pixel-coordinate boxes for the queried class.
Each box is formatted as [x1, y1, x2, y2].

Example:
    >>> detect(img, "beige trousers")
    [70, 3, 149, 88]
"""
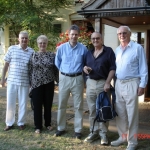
[86, 78, 109, 136]
[57, 74, 84, 133]
[115, 78, 140, 147]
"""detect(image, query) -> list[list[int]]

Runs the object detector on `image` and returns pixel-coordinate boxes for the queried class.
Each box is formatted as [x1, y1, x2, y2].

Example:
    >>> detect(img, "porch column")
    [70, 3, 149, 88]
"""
[95, 18, 102, 33]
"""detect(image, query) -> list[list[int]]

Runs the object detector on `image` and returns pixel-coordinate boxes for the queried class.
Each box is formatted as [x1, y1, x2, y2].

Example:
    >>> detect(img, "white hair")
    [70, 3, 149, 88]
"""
[19, 30, 29, 37]
[37, 35, 48, 43]
[117, 26, 131, 34]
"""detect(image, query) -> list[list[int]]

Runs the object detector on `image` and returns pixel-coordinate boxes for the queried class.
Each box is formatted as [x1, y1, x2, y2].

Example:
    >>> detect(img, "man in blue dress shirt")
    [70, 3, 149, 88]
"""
[111, 26, 148, 150]
[55, 25, 88, 139]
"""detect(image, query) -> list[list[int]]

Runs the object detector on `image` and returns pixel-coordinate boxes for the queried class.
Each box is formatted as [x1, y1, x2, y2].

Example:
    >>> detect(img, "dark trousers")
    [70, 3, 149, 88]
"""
[32, 81, 54, 129]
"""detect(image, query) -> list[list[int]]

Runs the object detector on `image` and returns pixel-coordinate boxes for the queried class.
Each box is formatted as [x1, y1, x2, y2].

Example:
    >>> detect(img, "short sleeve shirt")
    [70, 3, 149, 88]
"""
[4, 44, 34, 86]
[85, 45, 116, 80]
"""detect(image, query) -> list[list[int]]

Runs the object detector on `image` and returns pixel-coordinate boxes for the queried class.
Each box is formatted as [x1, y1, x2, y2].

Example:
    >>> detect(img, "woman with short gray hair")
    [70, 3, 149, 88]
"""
[29, 35, 58, 134]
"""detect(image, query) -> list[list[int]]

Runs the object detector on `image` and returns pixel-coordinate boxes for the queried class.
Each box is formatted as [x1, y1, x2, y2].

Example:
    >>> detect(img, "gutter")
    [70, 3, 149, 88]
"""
[77, 6, 150, 15]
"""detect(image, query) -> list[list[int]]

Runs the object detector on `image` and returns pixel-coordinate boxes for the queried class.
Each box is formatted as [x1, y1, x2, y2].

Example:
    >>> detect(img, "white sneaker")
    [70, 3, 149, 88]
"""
[84, 132, 100, 143]
[111, 139, 126, 146]
[126, 145, 137, 150]
[101, 135, 108, 145]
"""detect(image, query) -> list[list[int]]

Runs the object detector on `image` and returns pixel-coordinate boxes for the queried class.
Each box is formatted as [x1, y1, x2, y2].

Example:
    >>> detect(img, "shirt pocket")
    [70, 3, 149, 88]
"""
[63, 56, 72, 63]
[75, 54, 83, 63]
[127, 54, 138, 70]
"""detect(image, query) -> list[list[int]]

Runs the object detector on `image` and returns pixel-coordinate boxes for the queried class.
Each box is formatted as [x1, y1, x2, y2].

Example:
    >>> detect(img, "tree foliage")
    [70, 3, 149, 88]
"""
[0, 0, 72, 51]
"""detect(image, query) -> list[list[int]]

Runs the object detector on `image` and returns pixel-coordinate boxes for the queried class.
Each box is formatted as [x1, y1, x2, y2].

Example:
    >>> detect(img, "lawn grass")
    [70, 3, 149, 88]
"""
[0, 96, 150, 150]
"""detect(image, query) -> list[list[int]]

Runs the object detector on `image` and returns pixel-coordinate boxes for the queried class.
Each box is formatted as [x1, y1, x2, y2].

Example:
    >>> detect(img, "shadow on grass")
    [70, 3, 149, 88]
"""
[0, 96, 150, 150]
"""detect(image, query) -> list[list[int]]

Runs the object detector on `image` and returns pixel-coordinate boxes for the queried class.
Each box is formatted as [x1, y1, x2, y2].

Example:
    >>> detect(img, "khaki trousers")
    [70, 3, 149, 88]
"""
[115, 78, 140, 147]
[86, 78, 109, 136]
[57, 74, 84, 133]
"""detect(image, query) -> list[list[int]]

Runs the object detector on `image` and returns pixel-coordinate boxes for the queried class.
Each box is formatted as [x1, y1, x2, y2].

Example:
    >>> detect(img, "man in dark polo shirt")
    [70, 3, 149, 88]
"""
[83, 32, 116, 144]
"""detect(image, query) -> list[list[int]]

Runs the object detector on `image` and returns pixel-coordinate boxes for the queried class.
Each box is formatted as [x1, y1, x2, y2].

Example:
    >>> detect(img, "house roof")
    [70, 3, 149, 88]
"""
[78, 6, 150, 16]
[77, 0, 150, 26]
[81, 0, 96, 9]
[81, 0, 107, 10]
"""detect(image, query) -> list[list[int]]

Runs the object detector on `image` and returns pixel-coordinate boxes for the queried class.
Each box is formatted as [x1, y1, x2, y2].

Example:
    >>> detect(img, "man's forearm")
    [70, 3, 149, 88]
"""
[1, 62, 9, 83]
[105, 70, 115, 84]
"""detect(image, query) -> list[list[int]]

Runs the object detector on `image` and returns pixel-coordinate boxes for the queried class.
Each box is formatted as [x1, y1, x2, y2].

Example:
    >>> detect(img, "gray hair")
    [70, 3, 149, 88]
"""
[117, 26, 131, 34]
[69, 24, 80, 34]
[19, 31, 29, 37]
[37, 35, 48, 43]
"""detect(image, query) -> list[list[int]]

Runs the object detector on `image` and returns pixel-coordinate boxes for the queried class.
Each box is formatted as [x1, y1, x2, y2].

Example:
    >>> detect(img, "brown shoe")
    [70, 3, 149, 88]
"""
[4, 126, 13, 131]
[19, 125, 26, 130]
[47, 126, 53, 131]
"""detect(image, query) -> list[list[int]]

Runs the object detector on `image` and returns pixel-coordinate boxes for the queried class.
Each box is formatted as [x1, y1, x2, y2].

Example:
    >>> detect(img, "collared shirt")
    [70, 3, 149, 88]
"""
[85, 45, 116, 80]
[4, 44, 34, 86]
[115, 41, 148, 88]
[55, 42, 88, 74]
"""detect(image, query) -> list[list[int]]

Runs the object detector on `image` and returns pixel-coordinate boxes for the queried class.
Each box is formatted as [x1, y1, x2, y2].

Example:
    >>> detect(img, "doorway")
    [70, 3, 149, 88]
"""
[145, 30, 150, 100]
[131, 31, 150, 101]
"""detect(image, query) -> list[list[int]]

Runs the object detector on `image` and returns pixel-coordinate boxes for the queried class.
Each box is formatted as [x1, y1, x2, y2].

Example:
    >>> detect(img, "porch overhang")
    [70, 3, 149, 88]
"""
[77, 6, 150, 26]
[77, 6, 150, 18]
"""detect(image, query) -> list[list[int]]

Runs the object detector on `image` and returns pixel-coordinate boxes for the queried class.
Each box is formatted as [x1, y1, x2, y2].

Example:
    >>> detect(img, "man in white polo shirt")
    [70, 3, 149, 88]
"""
[1, 31, 34, 131]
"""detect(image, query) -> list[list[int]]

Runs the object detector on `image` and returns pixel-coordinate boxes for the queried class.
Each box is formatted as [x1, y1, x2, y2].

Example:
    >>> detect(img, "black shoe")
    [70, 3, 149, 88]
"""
[19, 125, 26, 130]
[75, 132, 82, 139]
[4, 125, 13, 131]
[54, 130, 65, 137]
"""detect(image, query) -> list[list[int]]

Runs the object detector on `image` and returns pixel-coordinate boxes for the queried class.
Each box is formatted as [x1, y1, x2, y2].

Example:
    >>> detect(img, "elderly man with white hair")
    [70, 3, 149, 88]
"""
[1, 31, 34, 131]
[111, 26, 148, 150]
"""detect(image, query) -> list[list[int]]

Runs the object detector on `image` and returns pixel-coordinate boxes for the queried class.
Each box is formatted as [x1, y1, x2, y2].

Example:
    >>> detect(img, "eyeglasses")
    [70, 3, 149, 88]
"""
[69, 34, 79, 36]
[38, 42, 47, 45]
[117, 32, 127, 36]
[91, 37, 100, 40]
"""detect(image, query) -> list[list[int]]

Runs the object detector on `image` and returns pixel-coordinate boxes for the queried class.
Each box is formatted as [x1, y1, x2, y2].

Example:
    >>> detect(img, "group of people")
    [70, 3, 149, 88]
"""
[1, 32, 58, 134]
[1, 24, 148, 150]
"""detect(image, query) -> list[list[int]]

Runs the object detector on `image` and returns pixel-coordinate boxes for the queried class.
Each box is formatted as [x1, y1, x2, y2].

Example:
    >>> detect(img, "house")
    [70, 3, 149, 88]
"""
[0, 0, 92, 73]
[0, 0, 150, 102]
[53, 0, 95, 35]
[77, 0, 150, 102]
[46, 0, 150, 102]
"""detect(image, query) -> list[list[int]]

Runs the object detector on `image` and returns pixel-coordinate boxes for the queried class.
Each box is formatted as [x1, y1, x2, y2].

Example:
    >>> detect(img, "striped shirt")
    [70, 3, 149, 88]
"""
[4, 44, 34, 86]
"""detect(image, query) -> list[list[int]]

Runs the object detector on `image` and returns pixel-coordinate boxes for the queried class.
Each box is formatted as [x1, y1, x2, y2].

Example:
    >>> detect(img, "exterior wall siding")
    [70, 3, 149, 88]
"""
[55, 4, 87, 32]
[101, 0, 145, 9]
[103, 25, 118, 51]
